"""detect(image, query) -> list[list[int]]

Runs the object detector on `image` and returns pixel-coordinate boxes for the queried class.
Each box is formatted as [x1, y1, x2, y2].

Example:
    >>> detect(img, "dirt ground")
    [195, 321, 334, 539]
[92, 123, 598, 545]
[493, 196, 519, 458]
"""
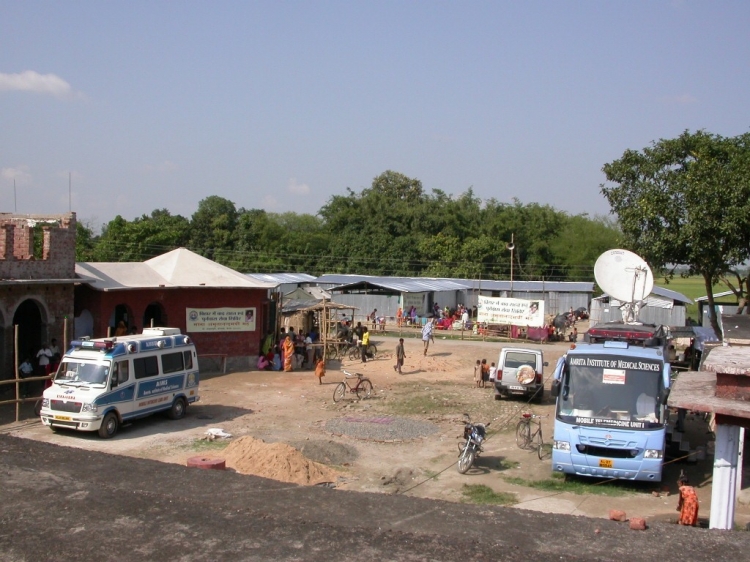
[5, 330, 750, 527]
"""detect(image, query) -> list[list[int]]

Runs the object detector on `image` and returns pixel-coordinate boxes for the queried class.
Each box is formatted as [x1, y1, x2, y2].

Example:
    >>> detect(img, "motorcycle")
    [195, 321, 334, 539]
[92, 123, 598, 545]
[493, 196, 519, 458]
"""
[457, 413, 489, 474]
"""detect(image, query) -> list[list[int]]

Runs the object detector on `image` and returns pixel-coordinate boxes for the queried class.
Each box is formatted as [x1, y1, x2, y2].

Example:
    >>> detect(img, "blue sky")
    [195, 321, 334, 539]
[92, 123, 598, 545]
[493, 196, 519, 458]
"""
[1, 1, 748, 232]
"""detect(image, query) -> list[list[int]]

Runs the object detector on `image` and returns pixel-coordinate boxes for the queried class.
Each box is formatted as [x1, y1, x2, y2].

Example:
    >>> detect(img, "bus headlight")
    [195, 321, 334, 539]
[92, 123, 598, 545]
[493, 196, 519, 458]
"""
[81, 403, 98, 413]
[644, 449, 663, 459]
[554, 440, 570, 451]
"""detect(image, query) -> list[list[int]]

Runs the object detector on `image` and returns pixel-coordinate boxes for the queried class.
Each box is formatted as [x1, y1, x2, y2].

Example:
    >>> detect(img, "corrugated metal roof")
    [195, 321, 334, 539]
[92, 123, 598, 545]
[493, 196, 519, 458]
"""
[245, 272, 316, 284]
[77, 248, 277, 291]
[594, 285, 692, 305]
[315, 274, 593, 294]
[694, 290, 736, 302]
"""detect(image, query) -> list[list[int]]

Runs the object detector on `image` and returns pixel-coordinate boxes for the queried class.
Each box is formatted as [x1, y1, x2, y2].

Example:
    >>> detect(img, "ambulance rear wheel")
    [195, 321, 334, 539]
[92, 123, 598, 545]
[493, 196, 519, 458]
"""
[99, 412, 119, 438]
[168, 397, 187, 420]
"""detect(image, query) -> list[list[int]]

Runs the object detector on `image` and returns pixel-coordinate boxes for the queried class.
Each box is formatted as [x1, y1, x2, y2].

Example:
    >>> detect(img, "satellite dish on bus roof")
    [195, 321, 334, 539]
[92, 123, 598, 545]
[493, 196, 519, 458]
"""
[594, 249, 654, 323]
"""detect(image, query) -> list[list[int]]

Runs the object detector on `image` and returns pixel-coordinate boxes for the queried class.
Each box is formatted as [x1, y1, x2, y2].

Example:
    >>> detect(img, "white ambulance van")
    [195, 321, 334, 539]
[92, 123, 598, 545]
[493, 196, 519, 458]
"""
[40, 327, 199, 438]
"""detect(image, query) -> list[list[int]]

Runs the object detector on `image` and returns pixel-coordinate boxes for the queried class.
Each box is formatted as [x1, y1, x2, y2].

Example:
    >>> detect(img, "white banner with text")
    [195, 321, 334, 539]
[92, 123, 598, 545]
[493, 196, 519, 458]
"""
[476, 296, 545, 327]
[186, 307, 257, 332]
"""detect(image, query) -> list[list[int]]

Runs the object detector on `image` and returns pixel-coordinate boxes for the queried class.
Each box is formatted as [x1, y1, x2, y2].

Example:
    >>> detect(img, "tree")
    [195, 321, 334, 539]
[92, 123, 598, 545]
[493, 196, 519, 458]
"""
[189, 196, 239, 262]
[601, 130, 750, 338]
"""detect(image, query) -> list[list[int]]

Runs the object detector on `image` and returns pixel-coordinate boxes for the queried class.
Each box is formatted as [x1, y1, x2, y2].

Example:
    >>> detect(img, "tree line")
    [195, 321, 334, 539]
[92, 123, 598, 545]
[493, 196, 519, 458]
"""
[75, 170, 621, 282]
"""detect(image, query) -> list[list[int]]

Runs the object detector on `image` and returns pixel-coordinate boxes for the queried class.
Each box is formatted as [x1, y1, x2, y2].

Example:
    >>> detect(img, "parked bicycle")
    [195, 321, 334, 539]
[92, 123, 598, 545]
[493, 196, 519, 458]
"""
[516, 413, 551, 460]
[333, 370, 374, 402]
[347, 342, 378, 361]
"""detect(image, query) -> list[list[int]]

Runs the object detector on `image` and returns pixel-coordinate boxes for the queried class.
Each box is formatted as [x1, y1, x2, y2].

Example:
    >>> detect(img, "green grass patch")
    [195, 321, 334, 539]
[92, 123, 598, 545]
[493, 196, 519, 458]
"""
[654, 276, 733, 321]
[180, 438, 231, 452]
[503, 473, 639, 497]
[461, 484, 517, 506]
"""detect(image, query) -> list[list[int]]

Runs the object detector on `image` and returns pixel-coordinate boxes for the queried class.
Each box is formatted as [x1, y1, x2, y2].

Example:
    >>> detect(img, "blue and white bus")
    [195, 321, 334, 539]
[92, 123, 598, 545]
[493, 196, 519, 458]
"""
[40, 327, 199, 438]
[550, 324, 671, 482]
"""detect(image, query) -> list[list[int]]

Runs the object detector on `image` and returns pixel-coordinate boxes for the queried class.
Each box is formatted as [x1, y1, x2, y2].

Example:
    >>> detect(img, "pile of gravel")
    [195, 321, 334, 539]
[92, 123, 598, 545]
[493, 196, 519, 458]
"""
[325, 415, 439, 442]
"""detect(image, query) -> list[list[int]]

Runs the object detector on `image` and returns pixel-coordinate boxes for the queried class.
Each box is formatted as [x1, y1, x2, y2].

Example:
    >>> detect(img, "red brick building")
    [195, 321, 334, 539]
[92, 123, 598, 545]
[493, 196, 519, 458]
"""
[75, 248, 277, 371]
[0, 213, 77, 379]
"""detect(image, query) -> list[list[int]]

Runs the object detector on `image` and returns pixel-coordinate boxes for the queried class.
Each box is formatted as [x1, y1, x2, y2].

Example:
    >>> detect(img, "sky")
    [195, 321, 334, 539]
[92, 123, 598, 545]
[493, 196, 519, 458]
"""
[1, 1, 749, 232]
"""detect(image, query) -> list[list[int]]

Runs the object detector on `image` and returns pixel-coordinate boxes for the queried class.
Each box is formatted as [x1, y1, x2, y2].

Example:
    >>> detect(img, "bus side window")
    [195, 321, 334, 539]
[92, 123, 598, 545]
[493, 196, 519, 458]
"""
[184, 350, 193, 370]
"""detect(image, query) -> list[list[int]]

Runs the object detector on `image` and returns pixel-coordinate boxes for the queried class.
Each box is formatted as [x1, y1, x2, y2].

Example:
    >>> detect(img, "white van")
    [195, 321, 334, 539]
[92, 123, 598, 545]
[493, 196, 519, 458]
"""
[40, 328, 199, 438]
[494, 347, 548, 403]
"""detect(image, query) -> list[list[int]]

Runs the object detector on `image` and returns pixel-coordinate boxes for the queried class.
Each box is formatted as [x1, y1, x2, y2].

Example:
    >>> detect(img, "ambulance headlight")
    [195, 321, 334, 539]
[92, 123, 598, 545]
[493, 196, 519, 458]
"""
[644, 449, 663, 459]
[554, 440, 570, 451]
[81, 403, 98, 413]
[41, 398, 49, 408]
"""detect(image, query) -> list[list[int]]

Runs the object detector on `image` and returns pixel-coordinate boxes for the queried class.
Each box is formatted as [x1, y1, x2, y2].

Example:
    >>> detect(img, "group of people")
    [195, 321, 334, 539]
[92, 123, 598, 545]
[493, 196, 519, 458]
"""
[396, 306, 420, 327]
[257, 327, 321, 373]
[472, 358, 496, 388]
[18, 339, 62, 398]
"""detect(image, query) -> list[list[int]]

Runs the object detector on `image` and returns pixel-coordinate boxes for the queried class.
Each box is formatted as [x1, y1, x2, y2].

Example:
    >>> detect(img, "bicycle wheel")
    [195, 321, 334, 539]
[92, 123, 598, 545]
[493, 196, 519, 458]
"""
[325, 343, 339, 361]
[367, 343, 377, 357]
[348, 347, 359, 361]
[356, 379, 373, 400]
[516, 420, 531, 449]
[333, 382, 346, 403]
[538, 442, 553, 461]
[531, 426, 544, 449]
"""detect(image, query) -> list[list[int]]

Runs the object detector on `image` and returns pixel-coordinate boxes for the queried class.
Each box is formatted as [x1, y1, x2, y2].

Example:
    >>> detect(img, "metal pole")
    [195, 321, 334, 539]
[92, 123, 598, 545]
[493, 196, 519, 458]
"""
[14, 324, 20, 422]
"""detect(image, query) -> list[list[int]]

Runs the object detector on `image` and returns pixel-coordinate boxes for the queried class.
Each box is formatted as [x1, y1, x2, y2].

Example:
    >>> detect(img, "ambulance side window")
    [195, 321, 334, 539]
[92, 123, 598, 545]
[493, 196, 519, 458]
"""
[183, 350, 193, 370]
[114, 361, 130, 386]
[134, 356, 159, 379]
[162, 352, 184, 374]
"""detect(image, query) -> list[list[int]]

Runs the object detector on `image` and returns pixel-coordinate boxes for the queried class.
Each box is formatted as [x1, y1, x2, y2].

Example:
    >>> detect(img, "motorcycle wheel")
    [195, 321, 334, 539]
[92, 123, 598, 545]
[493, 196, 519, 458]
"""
[457, 446, 475, 474]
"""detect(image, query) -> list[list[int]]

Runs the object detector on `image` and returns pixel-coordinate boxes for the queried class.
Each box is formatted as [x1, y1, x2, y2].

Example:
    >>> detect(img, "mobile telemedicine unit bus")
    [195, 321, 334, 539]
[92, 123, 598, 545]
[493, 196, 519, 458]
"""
[40, 328, 199, 438]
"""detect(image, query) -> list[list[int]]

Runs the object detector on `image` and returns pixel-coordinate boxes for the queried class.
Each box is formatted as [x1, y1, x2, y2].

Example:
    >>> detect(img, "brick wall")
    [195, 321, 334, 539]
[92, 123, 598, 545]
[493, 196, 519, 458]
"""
[75, 285, 270, 367]
[0, 213, 77, 280]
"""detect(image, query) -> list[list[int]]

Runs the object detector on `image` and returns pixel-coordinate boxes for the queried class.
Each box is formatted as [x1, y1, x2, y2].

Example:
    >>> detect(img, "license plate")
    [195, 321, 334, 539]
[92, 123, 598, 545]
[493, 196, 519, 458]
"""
[54, 415, 71, 421]
[508, 385, 525, 391]
[599, 459, 613, 468]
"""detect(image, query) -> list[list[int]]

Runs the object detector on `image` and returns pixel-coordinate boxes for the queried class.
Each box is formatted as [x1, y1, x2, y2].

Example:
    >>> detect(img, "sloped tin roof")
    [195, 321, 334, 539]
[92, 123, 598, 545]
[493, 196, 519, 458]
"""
[77, 248, 277, 291]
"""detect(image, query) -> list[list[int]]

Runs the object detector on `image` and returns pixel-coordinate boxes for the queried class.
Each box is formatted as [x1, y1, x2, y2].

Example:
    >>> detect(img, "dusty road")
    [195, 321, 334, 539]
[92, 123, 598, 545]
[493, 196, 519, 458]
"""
[4, 333, 749, 527]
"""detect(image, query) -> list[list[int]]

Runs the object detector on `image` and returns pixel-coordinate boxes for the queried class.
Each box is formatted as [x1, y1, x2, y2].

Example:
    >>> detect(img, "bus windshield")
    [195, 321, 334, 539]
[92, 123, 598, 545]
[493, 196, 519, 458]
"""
[55, 360, 111, 386]
[557, 354, 664, 430]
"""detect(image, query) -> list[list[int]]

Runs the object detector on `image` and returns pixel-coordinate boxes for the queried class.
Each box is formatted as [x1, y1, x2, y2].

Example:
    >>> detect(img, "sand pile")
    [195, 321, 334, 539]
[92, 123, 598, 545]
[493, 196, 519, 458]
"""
[222, 436, 341, 486]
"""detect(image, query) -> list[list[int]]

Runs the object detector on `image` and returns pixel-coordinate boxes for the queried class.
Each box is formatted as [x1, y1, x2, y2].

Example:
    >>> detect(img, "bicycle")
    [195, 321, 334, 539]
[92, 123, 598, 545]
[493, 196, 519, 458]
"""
[347, 342, 378, 361]
[332, 370, 374, 402]
[516, 413, 551, 460]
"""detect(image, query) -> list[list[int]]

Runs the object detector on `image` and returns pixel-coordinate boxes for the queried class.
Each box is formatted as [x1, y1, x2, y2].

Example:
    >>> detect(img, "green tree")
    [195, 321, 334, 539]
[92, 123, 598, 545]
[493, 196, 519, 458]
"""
[601, 130, 750, 338]
[92, 210, 189, 261]
[189, 196, 239, 262]
[75, 221, 98, 261]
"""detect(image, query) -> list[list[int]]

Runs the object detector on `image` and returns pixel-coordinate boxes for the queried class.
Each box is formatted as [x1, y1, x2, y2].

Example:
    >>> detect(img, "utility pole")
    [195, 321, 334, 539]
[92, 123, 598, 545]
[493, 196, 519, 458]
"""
[507, 233, 515, 297]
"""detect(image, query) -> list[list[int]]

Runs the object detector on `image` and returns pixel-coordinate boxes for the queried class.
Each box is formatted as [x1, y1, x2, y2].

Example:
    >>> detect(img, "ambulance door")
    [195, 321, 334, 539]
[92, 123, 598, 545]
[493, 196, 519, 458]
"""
[111, 359, 135, 418]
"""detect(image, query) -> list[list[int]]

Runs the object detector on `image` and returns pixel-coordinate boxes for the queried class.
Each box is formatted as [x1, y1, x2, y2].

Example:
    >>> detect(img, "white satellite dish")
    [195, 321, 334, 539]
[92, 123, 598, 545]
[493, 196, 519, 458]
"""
[594, 249, 654, 324]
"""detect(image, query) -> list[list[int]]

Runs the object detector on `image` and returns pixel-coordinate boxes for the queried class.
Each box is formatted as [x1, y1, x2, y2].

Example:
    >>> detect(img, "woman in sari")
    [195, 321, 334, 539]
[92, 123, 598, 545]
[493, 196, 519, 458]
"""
[282, 335, 295, 372]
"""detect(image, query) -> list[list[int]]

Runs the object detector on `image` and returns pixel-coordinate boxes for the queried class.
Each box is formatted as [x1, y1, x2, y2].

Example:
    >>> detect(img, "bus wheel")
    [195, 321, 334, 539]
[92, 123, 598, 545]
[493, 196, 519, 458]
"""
[98, 412, 119, 438]
[168, 397, 187, 420]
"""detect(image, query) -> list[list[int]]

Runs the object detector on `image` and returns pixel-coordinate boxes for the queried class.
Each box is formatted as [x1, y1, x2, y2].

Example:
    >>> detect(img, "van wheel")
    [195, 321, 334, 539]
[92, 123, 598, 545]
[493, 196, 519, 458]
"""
[494, 393, 502, 401]
[168, 397, 187, 420]
[98, 412, 119, 438]
[534, 389, 544, 404]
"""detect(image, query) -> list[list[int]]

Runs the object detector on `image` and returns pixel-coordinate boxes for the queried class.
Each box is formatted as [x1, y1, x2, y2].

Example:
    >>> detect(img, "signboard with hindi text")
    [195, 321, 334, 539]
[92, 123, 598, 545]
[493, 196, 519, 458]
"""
[476, 296, 545, 328]
[186, 307, 257, 332]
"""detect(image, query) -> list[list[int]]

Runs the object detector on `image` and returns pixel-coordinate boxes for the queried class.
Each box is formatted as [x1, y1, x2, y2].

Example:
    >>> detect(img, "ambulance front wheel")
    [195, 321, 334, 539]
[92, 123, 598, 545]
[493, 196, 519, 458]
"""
[98, 412, 119, 439]
[168, 397, 187, 420]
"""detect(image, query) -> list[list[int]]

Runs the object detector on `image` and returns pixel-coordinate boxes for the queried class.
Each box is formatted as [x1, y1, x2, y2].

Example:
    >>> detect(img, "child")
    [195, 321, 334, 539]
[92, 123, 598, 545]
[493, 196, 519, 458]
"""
[473, 360, 481, 387]
[489, 362, 497, 383]
[480, 359, 489, 388]
[315, 358, 326, 385]
[676, 473, 699, 526]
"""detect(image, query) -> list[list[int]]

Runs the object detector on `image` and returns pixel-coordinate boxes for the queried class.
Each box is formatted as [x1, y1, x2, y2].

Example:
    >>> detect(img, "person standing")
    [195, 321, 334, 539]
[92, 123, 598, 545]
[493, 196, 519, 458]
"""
[282, 335, 295, 372]
[473, 359, 481, 387]
[360, 327, 370, 363]
[315, 358, 326, 384]
[422, 319, 433, 356]
[676, 473, 699, 526]
[19, 357, 34, 397]
[36, 343, 53, 376]
[394, 338, 406, 374]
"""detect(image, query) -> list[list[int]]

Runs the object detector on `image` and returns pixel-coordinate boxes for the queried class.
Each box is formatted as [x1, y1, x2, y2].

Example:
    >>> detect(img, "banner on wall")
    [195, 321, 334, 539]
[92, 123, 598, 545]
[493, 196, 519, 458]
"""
[401, 292, 427, 314]
[476, 296, 545, 328]
[186, 307, 257, 332]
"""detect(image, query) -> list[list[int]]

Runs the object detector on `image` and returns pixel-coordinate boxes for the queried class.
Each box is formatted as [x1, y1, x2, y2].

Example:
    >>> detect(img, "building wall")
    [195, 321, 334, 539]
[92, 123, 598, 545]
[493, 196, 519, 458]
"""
[74, 286, 271, 371]
[0, 214, 77, 379]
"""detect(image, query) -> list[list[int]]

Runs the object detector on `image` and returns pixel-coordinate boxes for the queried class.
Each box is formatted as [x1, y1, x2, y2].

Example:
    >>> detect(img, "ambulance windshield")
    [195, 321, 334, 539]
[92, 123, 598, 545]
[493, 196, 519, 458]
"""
[55, 360, 110, 386]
